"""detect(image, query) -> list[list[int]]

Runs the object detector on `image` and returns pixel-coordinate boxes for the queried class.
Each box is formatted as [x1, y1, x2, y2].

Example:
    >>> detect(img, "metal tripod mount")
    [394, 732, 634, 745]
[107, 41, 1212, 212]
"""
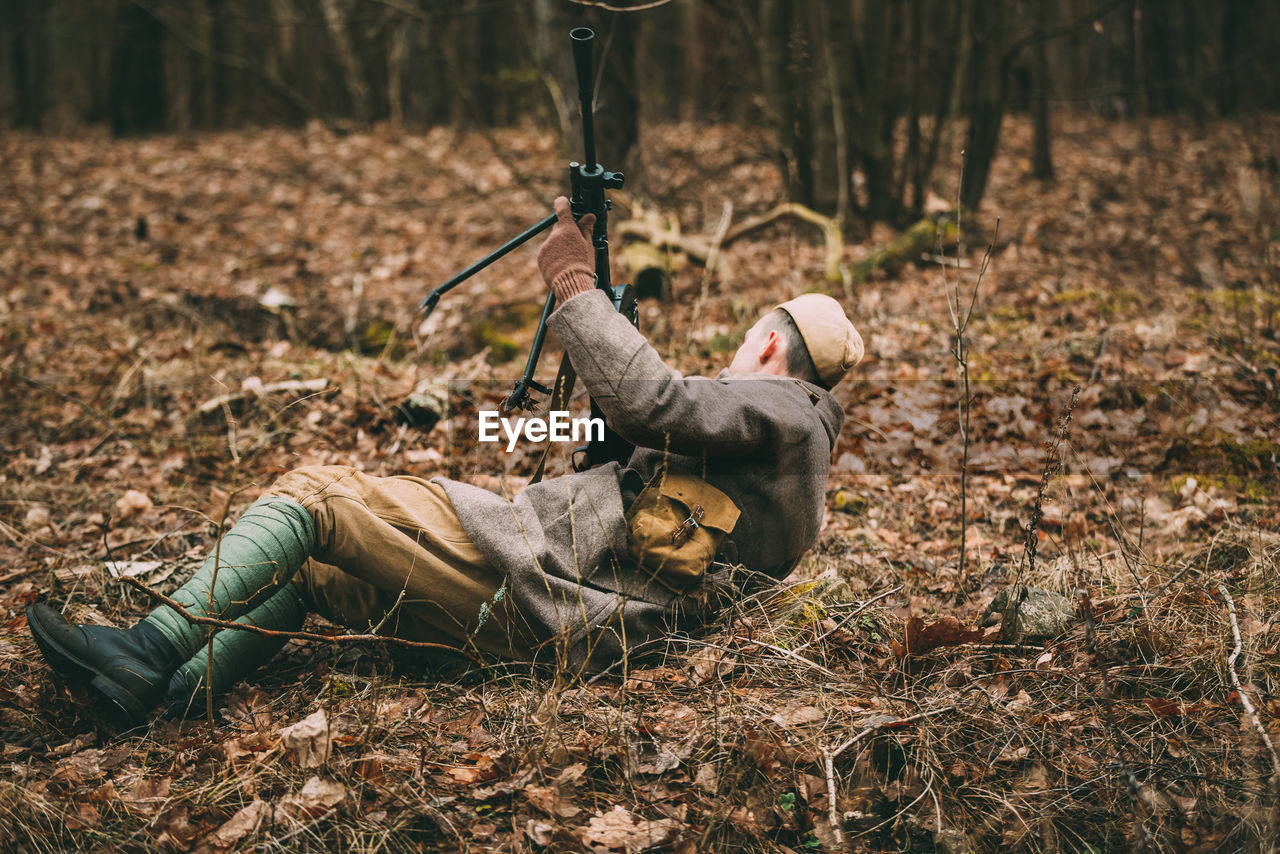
[415, 27, 638, 472]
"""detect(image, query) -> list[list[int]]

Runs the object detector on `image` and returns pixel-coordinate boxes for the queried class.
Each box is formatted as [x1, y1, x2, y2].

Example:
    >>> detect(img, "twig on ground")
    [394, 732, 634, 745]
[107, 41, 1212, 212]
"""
[0, 564, 42, 583]
[829, 705, 959, 760]
[119, 575, 482, 664]
[822, 746, 842, 847]
[739, 638, 840, 678]
[818, 702, 963, 846]
[195, 379, 331, 415]
[1218, 583, 1280, 784]
[566, 0, 675, 12]
[369, 588, 407, 635]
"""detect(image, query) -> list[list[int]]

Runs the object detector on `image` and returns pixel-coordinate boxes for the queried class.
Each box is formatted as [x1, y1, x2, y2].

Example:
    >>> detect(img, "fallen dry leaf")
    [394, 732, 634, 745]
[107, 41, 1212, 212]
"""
[64, 802, 101, 831]
[123, 776, 172, 818]
[582, 805, 681, 851]
[115, 489, 153, 518]
[769, 701, 824, 729]
[200, 799, 266, 850]
[525, 818, 556, 846]
[52, 748, 104, 785]
[522, 783, 581, 818]
[281, 708, 331, 768]
[280, 776, 346, 821]
[894, 615, 987, 657]
[686, 646, 735, 684]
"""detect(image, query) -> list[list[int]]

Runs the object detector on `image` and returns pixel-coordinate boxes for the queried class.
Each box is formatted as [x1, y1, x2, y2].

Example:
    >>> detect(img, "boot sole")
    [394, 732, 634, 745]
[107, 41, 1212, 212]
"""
[26, 607, 149, 728]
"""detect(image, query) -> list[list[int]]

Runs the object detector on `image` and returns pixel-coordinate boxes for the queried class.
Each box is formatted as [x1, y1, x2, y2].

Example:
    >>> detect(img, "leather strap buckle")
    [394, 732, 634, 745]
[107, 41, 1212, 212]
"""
[670, 505, 705, 547]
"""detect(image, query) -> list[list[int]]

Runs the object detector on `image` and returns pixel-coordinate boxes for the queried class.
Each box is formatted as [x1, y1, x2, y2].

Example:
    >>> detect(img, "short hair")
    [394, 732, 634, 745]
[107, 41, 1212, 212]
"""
[760, 309, 826, 389]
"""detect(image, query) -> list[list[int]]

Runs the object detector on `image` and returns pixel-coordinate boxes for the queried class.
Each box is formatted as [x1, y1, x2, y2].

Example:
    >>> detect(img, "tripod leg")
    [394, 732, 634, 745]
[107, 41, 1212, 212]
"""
[418, 212, 558, 315]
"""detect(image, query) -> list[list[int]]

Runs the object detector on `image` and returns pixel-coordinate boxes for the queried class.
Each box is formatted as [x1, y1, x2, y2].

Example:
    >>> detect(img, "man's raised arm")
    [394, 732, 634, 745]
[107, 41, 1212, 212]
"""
[537, 197, 820, 456]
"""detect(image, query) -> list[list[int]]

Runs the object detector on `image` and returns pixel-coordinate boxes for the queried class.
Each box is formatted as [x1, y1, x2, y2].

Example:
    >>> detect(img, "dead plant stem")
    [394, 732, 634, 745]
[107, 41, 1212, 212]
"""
[1005, 386, 1080, 633]
[941, 148, 999, 605]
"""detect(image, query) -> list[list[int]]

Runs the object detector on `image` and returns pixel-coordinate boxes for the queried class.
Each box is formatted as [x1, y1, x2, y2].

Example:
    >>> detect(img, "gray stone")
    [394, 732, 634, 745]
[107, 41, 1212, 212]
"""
[933, 827, 973, 854]
[982, 585, 1075, 643]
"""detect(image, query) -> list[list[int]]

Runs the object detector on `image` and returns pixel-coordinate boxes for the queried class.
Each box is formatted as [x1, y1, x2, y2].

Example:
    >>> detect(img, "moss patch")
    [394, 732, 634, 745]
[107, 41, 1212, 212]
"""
[1168, 436, 1279, 502]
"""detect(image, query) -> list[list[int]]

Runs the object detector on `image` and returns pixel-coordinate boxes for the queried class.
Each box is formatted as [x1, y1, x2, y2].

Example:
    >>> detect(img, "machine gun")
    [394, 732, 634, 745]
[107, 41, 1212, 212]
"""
[416, 27, 637, 475]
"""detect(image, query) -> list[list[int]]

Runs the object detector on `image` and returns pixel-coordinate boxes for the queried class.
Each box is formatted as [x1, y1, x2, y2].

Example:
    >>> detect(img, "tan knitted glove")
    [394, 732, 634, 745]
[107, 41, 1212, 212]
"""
[537, 196, 597, 302]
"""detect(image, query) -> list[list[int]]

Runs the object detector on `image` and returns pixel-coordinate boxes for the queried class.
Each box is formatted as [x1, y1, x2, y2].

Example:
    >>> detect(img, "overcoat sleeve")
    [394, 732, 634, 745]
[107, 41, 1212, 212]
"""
[547, 290, 814, 456]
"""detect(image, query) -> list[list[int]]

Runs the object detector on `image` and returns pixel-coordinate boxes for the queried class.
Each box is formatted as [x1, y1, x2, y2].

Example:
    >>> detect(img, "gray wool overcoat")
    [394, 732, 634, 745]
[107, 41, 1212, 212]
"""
[436, 290, 844, 669]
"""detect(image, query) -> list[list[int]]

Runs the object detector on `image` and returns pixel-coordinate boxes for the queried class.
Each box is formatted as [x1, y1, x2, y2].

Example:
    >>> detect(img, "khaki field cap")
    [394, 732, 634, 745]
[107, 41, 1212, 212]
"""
[777, 294, 864, 387]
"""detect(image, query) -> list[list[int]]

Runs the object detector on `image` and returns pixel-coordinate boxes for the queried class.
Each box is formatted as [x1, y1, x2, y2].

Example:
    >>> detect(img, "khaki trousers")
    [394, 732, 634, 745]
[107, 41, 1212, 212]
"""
[264, 466, 540, 661]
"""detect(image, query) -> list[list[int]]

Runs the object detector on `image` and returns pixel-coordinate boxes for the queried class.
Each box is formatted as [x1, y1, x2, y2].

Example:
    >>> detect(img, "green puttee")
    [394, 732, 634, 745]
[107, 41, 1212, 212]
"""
[144, 497, 315, 660]
[168, 580, 307, 703]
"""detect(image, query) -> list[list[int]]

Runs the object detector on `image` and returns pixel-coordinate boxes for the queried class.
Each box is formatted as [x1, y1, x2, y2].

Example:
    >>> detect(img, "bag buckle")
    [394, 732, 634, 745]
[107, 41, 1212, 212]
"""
[670, 504, 705, 547]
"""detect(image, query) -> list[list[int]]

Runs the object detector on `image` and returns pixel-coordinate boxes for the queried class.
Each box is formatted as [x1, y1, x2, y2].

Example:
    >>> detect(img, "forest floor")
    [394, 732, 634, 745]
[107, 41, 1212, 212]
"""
[1, 114, 1278, 853]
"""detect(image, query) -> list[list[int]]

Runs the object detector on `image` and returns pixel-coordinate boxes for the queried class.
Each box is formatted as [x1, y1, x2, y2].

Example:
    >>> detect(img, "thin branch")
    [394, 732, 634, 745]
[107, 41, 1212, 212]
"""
[739, 638, 840, 679]
[701, 198, 734, 288]
[822, 746, 842, 846]
[816, 701, 964, 843]
[1218, 583, 1280, 782]
[565, 0, 675, 11]
[829, 704, 958, 760]
[120, 575, 483, 664]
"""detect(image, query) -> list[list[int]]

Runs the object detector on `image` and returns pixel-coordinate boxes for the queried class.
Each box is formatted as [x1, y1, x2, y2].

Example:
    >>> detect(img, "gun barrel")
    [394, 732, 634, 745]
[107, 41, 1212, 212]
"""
[569, 27, 597, 170]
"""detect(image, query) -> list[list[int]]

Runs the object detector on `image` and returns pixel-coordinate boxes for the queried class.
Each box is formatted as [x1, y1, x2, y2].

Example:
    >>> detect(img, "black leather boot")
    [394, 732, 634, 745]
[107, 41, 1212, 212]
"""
[26, 602, 182, 729]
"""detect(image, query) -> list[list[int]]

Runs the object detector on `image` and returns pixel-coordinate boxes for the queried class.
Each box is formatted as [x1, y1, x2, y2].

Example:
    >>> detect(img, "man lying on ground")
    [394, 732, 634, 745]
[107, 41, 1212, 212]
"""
[26, 196, 864, 728]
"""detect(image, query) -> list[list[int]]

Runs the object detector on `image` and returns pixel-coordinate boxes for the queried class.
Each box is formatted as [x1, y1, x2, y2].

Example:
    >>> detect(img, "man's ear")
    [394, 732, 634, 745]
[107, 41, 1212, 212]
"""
[759, 330, 779, 363]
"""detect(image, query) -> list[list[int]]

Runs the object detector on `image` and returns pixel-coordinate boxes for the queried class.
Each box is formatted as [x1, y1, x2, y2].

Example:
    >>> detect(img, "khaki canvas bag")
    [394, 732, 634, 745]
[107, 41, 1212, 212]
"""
[625, 469, 741, 593]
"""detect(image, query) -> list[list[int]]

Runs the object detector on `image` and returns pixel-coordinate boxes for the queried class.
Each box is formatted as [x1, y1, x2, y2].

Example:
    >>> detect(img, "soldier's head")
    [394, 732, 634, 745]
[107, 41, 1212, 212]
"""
[728, 294, 864, 390]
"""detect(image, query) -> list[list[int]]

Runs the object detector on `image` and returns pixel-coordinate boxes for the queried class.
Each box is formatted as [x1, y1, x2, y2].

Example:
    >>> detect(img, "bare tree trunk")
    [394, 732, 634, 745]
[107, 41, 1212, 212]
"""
[387, 16, 412, 129]
[110, 1, 166, 134]
[1030, 2, 1054, 179]
[195, 0, 216, 126]
[269, 0, 298, 117]
[899, 0, 924, 218]
[165, 25, 192, 131]
[1218, 0, 1241, 115]
[919, 0, 960, 216]
[761, 0, 815, 207]
[679, 0, 700, 122]
[759, 0, 791, 198]
[272, 0, 295, 60]
[817, 1, 850, 228]
[960, 0, 1007, 215]
[529, 0, 571, 140]
[11, 0, 48, 129]
[321, 0, 371, 124]
[853, 0, 897, 224]
[1133, 0, 1148, 117]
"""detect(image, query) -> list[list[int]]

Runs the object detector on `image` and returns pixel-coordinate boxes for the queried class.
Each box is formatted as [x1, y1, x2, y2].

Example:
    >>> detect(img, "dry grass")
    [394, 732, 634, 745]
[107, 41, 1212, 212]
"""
[2, 524, 1278, 851]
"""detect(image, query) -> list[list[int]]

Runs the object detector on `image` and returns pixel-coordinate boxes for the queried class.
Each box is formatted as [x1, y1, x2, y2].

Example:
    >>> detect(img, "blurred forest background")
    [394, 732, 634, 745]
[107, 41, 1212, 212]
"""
[4, 0, 1278, 223]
